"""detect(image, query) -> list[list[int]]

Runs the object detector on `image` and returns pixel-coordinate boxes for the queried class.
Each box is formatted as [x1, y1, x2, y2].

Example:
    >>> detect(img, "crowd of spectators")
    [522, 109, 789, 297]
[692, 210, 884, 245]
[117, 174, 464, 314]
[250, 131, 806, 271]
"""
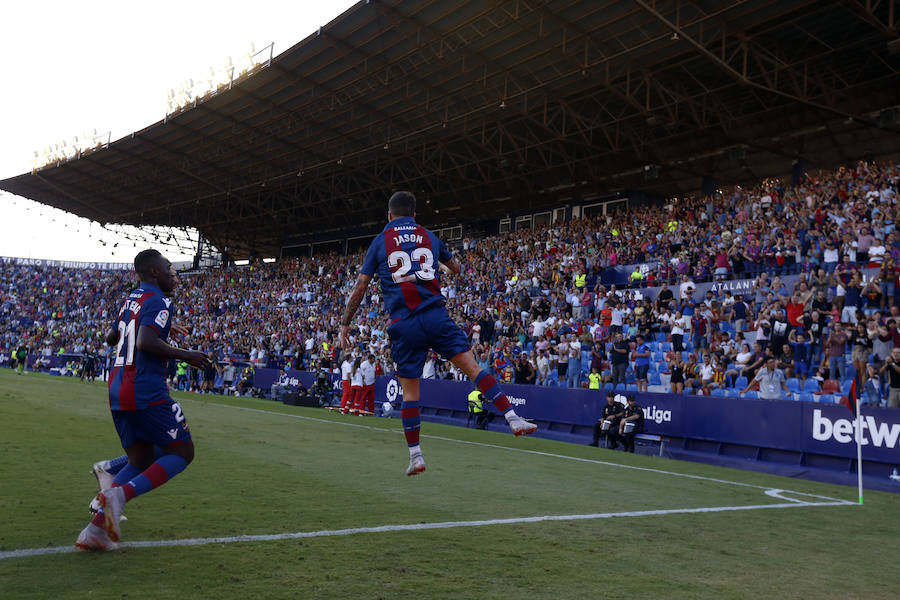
[2, 160, 899, 407]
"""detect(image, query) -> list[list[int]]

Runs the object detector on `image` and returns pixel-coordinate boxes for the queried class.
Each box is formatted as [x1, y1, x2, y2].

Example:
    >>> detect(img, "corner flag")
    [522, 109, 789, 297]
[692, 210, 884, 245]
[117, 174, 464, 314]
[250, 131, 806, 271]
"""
[841, 374, 859, 414]
[841, 373, 864, 505]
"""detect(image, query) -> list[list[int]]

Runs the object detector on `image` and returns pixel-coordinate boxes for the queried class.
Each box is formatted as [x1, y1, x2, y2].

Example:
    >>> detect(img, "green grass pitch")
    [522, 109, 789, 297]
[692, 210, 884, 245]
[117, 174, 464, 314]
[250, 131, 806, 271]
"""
[0, 368, 897, 599]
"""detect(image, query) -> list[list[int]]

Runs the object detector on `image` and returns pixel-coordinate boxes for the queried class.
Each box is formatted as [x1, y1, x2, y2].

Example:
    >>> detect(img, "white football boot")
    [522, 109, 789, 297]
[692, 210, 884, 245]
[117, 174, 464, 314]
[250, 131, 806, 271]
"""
[96, 487, 126, 542]
[507, 415, 538, 436]
[75, 523, 119, 551]
[406, 452, 426, 476]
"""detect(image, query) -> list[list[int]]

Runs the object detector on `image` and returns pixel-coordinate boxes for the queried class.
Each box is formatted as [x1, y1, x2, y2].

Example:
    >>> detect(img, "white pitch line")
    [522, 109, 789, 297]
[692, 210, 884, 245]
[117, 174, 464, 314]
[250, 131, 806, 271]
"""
[198, 400, 852, 505]
[0, 499, 850, 561]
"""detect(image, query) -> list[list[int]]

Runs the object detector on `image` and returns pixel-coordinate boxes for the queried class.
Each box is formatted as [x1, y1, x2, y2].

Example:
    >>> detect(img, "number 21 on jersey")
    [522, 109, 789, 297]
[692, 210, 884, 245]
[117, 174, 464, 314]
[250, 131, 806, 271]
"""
[114, 319, 136, 367]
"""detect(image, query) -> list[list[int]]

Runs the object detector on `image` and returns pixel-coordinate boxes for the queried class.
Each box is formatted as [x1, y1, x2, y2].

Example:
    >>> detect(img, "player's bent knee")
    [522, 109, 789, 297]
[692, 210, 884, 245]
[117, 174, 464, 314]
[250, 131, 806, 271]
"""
[167, 441, 195, 465]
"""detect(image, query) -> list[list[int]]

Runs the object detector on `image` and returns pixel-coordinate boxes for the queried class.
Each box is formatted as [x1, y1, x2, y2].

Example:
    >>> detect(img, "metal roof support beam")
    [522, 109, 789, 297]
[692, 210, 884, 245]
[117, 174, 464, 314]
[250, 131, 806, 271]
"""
[633, 0, 900, 134]
[847, 0, 898, 38]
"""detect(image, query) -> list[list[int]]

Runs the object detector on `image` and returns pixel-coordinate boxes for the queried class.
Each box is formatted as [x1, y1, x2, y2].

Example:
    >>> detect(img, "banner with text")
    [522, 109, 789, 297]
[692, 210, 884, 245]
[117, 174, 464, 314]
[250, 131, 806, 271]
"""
[1, 256, 133, 270]
[256, 369, 900, 466]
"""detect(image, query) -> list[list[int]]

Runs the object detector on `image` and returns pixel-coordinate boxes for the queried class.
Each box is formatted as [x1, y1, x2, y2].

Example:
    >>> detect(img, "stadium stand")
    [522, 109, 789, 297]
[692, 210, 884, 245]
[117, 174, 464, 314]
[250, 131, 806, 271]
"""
[2, 161, 899, 407]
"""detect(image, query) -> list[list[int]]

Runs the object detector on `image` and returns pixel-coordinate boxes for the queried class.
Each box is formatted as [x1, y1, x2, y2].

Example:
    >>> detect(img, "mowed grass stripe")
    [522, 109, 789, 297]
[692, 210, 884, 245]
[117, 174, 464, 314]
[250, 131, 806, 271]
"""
[195, 399, 852, 504]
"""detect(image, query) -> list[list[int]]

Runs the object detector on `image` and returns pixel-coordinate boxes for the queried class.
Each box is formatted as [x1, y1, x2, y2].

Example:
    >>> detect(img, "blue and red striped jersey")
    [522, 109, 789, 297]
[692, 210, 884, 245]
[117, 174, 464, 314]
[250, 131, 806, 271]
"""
[108, 282, 172, 411]
[361, 216, 452, 321]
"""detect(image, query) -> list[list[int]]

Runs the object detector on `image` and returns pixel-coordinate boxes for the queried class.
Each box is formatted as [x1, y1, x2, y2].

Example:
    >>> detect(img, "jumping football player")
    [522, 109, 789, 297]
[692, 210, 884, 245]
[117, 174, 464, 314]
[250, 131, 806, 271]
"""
[338, 191, 536, 476]
[76, 249, 210, 551]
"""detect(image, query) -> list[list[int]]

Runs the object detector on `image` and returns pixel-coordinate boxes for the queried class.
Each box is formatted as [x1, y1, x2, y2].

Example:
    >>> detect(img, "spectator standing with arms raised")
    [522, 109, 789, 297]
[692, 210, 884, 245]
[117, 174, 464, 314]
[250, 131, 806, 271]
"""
[567, 335, 582, 388]
[825, 323, 848, 382]
[633, 334, 651, 392]
[742, 357, 790, 400]
[879, 347, 900, 408]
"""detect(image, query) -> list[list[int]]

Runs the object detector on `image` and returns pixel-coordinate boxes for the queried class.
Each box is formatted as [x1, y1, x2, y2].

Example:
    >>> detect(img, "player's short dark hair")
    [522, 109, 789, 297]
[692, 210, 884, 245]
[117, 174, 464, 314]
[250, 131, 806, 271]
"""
[388, 191, 416, 217]
[134, 249, 163, 277]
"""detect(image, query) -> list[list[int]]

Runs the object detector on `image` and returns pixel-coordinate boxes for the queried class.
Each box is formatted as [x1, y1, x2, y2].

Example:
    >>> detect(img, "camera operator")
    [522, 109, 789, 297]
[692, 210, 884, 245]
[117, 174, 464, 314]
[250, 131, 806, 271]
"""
[589, 392, 624, 449]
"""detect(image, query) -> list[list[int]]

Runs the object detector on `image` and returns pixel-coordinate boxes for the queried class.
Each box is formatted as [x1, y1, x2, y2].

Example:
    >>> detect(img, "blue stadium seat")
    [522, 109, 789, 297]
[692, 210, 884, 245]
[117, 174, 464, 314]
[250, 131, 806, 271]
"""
[734, 376, 749, 390]
[818, 394, 836, 404]
[786, 378, 800, 393]
[649, 342, 660, 352]
[725, 389, 741, 398]
[711, 388, 725, 397]
[802, 378, 821, 393]
[649, 372, 662, 386]
[743, 390, 758, 399]
[841, 379, 854, 395]
[661, 342, 672, 351]
[798, 392, 814, 403]
[626, 384, 638, 392]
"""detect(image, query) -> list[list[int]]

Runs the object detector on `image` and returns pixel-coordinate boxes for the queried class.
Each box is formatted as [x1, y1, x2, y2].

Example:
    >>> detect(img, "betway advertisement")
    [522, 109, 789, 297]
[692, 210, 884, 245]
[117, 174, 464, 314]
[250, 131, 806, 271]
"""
[258, 369, 900, 466]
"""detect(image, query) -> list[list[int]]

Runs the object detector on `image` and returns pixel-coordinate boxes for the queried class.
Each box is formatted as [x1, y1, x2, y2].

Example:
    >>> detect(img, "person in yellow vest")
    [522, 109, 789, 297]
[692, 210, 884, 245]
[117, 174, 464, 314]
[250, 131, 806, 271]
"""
[588, 366, 602, 389]
[467, 389, 492, 430]
[629, 267, 644, 288]
[666, 220, 678, 233]
[575, 272, 587, 289]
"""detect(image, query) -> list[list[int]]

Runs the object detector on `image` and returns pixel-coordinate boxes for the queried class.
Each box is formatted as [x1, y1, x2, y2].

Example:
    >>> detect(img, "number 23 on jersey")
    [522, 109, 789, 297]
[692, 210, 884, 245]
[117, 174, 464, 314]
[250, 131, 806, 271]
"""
[389, 248, 435, 283]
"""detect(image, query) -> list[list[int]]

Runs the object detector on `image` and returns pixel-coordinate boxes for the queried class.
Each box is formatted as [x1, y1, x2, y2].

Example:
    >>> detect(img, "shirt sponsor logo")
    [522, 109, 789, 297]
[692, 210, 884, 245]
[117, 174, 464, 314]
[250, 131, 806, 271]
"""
[167, 429, 179, 439]
[155, 310, 169, 328]
[811, 409, 900, 447]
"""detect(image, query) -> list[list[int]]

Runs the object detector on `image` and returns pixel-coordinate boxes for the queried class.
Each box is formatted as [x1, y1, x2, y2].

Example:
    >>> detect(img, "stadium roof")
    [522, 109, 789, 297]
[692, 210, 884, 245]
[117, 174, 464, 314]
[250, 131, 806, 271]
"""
[3, 0, 900, 257]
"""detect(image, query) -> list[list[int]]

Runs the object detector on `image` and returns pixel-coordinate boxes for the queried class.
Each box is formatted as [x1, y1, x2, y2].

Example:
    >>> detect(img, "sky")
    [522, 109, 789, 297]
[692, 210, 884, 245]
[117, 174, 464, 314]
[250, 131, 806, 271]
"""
[0, 0, 358, 263]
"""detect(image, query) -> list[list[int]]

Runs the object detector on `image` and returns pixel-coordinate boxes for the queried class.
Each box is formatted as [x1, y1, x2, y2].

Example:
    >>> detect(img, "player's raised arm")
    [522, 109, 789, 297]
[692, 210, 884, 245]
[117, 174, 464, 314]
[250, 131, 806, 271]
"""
[339, 272, 372, 349]
[440, 258, 461, 275]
